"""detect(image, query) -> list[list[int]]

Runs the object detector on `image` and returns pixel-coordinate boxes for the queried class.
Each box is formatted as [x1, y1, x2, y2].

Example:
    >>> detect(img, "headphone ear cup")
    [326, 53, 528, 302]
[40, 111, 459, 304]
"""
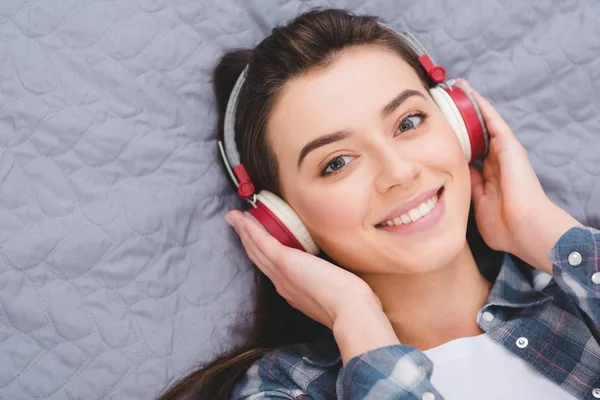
[245, 191, 320, 255]
[430, 86, 472, 162]
[450, 82, 490, 160]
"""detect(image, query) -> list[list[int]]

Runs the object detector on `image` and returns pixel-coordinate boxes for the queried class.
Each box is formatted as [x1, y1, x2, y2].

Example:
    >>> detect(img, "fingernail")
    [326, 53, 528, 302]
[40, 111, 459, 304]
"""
[237, 218, 246, 230]
[225, 214, 233, 226]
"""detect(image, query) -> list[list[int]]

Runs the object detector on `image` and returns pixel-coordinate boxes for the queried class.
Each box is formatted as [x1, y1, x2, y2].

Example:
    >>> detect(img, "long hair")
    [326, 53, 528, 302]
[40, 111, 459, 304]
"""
[159, 8, 500, 400]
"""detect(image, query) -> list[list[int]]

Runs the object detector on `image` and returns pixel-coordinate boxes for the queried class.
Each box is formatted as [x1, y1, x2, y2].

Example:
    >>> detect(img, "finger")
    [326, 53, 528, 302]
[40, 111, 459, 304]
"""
[469, 165, 485, 206]
[481, 151, 500, 182]
[239, 212, 290, 266]
[230, 211, 306, 284]
[237, 225, 277, 278]
[231, 215, 277, 277]
[454, 78, 474, 93]
[471, 92, 514, 140]
[227, 212, 273, 271]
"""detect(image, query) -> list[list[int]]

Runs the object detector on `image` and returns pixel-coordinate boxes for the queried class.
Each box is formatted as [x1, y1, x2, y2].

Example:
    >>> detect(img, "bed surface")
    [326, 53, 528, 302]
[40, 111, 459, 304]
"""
[0, 0, 598, 398]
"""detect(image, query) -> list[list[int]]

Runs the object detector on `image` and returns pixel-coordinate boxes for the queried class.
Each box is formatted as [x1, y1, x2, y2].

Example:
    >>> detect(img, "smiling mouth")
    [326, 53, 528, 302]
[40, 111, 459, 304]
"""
[376, 187, 445, 228]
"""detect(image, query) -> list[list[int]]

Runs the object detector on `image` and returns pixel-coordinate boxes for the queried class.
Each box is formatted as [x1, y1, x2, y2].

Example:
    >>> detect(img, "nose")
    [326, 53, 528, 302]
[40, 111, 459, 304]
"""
[373, 145, 421, 194]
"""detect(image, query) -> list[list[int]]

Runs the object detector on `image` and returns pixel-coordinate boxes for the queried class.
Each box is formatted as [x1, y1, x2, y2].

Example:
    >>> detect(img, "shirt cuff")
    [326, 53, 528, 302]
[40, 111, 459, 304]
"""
[336, 344, 443, 400]
[549, 226, 600, 292]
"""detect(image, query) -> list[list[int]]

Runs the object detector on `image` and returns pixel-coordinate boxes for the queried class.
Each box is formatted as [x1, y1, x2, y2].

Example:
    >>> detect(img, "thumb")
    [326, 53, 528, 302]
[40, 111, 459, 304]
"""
[469, 165, 485, 207]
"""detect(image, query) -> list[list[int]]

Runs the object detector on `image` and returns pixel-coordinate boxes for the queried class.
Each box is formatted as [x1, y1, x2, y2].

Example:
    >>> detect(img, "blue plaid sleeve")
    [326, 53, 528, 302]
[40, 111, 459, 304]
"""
[337, 345, 442, 400]
[232, 362, 297, 399]
[549, 226, 600, 327]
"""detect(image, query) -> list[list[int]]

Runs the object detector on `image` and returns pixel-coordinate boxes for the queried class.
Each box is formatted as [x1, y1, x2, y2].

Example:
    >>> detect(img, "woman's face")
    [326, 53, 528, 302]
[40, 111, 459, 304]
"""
[267, 45, 472, 275]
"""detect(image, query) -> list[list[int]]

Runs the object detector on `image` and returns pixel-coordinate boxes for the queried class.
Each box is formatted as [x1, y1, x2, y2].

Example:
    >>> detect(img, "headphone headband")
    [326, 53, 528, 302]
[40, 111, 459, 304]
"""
[223, 65, 248, 167]
[219, 65, 255, 200]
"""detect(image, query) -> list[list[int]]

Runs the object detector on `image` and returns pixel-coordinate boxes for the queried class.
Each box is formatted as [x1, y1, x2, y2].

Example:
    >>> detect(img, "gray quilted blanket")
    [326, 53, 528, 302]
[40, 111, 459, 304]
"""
[0, 0, 598, 399]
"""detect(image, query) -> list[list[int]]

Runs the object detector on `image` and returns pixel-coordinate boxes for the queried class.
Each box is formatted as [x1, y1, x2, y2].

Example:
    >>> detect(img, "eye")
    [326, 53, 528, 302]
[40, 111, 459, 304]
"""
[321, 155, 355, 176]
[395, 111, 428, 136]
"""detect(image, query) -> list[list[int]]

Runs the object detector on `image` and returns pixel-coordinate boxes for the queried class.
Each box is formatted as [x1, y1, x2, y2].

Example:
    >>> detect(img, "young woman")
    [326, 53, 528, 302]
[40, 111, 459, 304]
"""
[161, 8, 600, 400]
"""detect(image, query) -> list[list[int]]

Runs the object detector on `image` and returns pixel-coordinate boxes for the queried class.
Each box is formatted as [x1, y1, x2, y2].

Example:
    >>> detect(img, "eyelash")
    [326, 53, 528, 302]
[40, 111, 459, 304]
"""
[319, 111, 430, 177]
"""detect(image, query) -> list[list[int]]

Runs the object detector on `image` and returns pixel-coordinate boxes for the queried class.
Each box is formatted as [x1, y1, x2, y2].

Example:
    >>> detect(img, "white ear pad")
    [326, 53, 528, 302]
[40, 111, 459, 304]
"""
[429, 86, 471, 162]
[255, 191, 320, 255]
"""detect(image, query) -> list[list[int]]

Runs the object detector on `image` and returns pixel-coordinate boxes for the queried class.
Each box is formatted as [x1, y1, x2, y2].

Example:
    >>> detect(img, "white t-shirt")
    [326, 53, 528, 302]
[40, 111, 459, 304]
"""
[424, 333, 575, 399]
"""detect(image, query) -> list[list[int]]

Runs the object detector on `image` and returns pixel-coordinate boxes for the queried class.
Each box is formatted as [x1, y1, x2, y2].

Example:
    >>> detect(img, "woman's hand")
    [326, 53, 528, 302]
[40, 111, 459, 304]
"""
[459, 79, 580, 273]
[225, 210, 400, 364]
[226, 210, 380, 328]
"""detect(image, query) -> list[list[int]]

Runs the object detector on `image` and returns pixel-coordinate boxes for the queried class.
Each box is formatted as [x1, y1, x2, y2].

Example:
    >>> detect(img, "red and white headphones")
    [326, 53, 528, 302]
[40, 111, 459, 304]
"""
[218, 28, 490, 255]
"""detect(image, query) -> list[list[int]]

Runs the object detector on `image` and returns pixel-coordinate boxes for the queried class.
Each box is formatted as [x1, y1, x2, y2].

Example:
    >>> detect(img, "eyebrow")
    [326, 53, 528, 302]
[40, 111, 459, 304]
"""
[296, 89, 427, 169]
[297, 130, 350, 169]
[381, 89, 426, 118]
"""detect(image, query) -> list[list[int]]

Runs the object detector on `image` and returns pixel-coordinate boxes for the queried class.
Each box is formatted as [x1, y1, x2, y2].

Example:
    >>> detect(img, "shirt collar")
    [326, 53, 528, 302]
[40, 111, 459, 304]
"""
[485, 254, 552, 309]
[302, 253, 552, 368]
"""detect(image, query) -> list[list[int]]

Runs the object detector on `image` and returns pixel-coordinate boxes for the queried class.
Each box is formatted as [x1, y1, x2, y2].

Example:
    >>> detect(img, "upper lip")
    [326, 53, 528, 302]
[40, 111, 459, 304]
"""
[376, 186, 443, 226]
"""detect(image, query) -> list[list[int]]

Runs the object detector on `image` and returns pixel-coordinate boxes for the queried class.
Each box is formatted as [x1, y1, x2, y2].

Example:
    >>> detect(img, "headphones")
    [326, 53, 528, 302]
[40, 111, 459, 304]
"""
[218, 28, 490, 255]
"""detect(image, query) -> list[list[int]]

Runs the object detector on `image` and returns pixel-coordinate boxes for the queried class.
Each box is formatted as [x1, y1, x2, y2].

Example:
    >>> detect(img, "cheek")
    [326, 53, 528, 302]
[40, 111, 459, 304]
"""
[285, 171, 373, 261]
[424, 118, 468, 168]
[292, 177, 370, 234]
[420, 119, 472, 199]
[429, 127, 472, 205]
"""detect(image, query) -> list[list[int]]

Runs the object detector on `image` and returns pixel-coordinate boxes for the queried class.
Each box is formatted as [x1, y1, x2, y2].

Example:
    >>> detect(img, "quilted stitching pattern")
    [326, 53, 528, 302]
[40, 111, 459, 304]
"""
[0, 0, 598, 398]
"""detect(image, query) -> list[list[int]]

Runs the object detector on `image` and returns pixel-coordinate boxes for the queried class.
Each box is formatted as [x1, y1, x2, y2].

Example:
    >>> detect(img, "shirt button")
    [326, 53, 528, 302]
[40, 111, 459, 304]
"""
[516, 337, 528, 349]
[421, 392, 436, 400]
[568, 251, 582, 266]
[482, 311, 495, 322]
[593, 388, 600, 398]
[592, 273, 600, 285]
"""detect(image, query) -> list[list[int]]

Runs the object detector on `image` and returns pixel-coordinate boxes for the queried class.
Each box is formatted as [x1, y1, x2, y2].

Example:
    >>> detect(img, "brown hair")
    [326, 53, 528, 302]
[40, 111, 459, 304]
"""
[160, 7, 499, 400]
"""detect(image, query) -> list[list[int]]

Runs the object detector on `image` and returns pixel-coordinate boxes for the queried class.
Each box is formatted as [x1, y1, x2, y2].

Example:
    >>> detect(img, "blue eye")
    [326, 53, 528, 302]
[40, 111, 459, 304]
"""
[396, 112, 428, 135]
[321, 155, 355, 176]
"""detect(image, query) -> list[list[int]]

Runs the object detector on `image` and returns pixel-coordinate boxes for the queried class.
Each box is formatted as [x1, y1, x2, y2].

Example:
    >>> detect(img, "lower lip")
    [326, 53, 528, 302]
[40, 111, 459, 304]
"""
[377, 190, 446, 235]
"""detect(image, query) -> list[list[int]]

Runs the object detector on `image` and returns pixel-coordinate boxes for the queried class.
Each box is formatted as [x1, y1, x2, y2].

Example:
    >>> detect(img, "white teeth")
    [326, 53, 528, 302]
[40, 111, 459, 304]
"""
[408, 208, 422, 221]
[380, 193, 440, 227]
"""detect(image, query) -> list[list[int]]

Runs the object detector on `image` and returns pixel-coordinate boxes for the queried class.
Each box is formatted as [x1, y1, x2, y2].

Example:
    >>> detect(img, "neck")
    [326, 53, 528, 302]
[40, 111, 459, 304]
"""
[358, 241, 492, 351]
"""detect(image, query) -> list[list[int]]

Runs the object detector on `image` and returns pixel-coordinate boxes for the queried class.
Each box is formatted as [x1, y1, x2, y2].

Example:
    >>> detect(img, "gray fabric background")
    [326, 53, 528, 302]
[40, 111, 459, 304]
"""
[0, 0, 598, 398]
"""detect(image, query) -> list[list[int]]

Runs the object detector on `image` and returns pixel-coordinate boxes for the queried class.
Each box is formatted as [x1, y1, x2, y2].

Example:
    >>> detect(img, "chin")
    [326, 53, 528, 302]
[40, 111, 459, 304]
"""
[381, 217, 469, 274]
[327, 232, 466, 276]
[419, 237, 466, 272]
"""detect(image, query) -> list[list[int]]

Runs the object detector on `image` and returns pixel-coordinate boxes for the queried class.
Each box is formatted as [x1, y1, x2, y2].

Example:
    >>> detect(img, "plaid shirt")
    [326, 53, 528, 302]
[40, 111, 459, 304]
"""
[233, 227, 600, 399]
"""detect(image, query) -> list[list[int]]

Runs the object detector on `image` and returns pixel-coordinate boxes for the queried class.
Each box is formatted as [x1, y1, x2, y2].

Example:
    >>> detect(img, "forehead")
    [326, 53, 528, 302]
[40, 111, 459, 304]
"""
[267, 45, 425, 156]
